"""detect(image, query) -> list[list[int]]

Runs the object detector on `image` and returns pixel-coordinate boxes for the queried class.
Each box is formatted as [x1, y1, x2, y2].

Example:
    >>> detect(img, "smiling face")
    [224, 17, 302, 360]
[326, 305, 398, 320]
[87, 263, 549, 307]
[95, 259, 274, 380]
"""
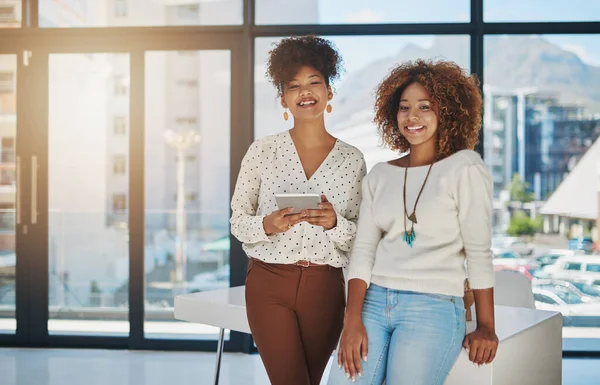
[396, 82, 439, 149]
[281, 65, 332, 122]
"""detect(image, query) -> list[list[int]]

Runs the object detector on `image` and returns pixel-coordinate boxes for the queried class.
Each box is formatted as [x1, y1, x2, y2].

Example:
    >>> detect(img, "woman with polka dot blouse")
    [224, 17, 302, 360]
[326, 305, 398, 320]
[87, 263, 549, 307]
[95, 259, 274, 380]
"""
[230, 36, 366, 385]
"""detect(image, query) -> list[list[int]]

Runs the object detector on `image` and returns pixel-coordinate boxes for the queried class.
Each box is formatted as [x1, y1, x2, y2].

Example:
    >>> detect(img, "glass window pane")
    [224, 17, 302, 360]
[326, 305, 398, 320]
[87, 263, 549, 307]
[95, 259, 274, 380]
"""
[485, 0, 600, 22]
[255, 35, 470, 168]
[485, 34, 600, 348]
[49, 53, 130, 336]
[586, 264, 600, 273]
[144, 50, 231, 340]
[0, 54, 16, 334]
[565, 263, 582, 271]
[39, 0, 242, 28]
[0, 0, 21, 28]
[256, 0, 469, 25]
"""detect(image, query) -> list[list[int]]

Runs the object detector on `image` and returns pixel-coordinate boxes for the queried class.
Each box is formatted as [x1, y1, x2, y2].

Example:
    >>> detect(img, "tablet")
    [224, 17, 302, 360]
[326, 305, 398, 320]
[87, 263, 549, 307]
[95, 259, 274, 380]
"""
[275, 193, 321, 214]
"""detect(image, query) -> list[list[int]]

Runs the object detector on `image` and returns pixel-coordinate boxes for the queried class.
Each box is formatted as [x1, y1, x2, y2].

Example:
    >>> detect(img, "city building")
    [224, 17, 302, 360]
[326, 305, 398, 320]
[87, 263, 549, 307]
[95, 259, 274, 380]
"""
[0, 54, 15, 253]
[484, 85, 600, 200]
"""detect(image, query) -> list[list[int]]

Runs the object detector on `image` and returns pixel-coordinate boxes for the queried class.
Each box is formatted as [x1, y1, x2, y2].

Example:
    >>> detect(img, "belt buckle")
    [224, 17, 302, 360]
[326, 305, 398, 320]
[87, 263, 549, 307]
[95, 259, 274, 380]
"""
[296, 260, 311, 268]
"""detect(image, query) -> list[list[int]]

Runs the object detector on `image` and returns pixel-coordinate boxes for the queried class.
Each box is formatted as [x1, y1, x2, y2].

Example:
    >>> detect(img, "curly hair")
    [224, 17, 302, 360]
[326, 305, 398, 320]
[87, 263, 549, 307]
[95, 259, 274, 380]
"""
[266, 35, 344, 96]
[373, 59, 482, 160]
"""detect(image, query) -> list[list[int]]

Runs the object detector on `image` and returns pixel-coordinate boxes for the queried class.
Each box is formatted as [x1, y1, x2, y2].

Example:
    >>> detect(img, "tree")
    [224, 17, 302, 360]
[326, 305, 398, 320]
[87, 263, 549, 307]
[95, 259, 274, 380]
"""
[89, 280, 102, 307]
[507, 211, 542, 237]
[508, 173, 535, 203]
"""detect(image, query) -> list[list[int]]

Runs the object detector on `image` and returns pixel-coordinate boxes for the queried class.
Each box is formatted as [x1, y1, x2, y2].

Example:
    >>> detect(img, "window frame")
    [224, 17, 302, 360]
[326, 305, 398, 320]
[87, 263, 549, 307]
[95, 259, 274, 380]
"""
[0, 0, 598, 357]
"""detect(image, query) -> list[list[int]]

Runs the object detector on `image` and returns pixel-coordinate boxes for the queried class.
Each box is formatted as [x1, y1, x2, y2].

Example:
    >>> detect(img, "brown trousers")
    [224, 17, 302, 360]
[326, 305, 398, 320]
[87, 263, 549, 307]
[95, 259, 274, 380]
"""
[245, 258, 345, 385]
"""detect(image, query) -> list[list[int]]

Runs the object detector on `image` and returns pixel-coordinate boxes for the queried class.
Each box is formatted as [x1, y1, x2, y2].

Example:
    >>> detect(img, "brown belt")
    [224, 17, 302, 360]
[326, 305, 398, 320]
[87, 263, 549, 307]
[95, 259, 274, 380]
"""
[293, 259, 324, 268]
[250, 257, 326, 268]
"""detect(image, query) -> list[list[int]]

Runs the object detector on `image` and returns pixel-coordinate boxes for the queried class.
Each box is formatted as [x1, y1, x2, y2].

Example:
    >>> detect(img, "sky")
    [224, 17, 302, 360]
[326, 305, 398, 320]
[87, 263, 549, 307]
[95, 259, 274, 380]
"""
[255, 0, 600, 87]
[35, 0, 600, 69]
[316, 0, 600, 24]
[313, 0, 600, 69]
[256, 32, 600, 91]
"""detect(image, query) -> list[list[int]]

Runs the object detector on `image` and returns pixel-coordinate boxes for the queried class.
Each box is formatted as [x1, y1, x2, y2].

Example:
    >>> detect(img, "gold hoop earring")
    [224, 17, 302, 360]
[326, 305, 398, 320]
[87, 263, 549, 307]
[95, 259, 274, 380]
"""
[326, 104, 332, 114]
[283, 109, 289, 121]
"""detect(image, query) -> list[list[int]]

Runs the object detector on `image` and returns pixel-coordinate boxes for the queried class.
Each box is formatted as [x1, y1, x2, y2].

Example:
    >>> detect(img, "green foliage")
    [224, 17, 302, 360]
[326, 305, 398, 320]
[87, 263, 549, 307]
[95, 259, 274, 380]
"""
[508, 174, 534, 203]
[507, 211, 542, 237]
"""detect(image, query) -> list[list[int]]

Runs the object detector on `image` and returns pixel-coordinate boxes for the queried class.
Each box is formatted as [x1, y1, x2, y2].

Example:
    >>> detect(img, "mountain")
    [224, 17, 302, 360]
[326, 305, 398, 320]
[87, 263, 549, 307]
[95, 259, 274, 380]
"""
[329, 35, 600, 132]
[329, 36, 470, 130]
[255, 35, 600, 139]
[484, 36, 600, 112]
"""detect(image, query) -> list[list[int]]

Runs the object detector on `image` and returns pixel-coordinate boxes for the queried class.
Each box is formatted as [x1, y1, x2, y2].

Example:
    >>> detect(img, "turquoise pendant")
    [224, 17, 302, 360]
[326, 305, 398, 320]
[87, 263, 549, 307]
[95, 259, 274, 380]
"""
[402, 230, 415, 248]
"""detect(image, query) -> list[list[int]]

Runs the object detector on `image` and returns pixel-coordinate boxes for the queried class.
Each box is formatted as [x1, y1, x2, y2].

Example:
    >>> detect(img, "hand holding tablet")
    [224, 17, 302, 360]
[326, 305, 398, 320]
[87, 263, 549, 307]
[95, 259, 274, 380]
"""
[275, 193, 322, 214]
[263, 193, 318, 235]
[274, 193, 337, 231]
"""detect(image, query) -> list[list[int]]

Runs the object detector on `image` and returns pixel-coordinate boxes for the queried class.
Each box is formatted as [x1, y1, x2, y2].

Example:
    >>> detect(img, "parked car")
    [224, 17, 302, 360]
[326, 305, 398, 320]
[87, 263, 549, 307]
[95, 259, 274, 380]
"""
[531, 249, 574, 269]
[494, 265, 535, 281]
[543, 255, 600, 283]
[492, 248, 541, 275]
[187, 265, 230, 293]
[568, 237, 594, 254]
[492, 236, 536, 256]
[532, 279, 599, 303]
[564, 280, 600, 298]
[532, 287, 600, 325]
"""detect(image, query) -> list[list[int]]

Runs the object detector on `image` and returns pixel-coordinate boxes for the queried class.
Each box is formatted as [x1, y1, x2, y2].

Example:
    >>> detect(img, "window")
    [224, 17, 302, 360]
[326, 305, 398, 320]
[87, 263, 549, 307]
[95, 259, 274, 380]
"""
[586, 264, 600, 273]
[0, 5, 16, 19]
[484, 0, 600, 22]
[176, 79, 198, 88]
[48, 53, 131, 336]
[177, 4, 199, 20]
[113, 155, 126, 175]
[112, 194, 127, 212]
[564, 263, 582, 271]
[0, 72, 15, 94]
[0, 169, 15, 186]
[1, 137, 14, 163]
[555, 290, 585, 305]
[176, 117, 197, 125]
[497, 252, 518, 259]
[186, 193, 197, 202]
[39, 0, 242, 27]
[144, 50, 231, 339]
[0, 55, 16, 334]
[3, 0, 596, 356]
[255, 0, 469, 25]
[0, 4, 18, 27]
[113, 116, 127, 136]
[534, 293, 557, 305]
[175, 155, 197, 162]
[115, 0, 127, 17]
[114, 76, 127, 96]
[0, 202, 14, 232]
[571, 282, 600, 297]
[172, 193, 198, 202]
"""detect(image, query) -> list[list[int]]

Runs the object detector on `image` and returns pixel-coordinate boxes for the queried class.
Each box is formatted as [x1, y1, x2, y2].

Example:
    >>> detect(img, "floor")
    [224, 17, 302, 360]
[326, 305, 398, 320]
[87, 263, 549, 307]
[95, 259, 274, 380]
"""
[0, 348, 598, 385]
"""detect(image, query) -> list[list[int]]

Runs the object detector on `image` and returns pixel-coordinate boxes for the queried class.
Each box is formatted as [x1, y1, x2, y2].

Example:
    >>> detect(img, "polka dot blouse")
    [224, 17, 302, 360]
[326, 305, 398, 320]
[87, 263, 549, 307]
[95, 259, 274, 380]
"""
[230, 130, 367, 268]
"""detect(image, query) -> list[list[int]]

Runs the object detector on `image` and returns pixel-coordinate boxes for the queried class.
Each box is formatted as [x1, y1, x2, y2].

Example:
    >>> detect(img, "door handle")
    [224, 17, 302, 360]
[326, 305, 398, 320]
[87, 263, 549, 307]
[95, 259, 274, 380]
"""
[16, 156, 21, 225]
[31, 155, 37, 224]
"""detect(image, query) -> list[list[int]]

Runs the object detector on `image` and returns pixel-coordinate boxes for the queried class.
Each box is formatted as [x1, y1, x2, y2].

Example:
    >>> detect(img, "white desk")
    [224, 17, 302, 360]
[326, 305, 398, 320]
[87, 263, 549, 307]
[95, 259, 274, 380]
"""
[175, 286, 563, 385]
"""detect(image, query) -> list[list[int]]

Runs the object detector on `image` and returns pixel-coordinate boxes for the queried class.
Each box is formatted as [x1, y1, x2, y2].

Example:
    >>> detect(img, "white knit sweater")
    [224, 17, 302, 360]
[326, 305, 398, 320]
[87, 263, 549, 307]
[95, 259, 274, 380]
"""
[346, 150, 495, 297]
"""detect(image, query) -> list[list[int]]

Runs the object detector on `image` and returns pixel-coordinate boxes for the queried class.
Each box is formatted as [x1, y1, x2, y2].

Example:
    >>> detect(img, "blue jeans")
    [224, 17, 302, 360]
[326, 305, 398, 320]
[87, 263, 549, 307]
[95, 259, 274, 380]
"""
[328, 284, 466, 385]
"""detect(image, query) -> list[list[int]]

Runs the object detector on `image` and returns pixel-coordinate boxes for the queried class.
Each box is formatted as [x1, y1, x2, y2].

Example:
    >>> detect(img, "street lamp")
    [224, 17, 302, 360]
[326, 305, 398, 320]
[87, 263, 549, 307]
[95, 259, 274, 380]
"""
[164, 129, 200, 288]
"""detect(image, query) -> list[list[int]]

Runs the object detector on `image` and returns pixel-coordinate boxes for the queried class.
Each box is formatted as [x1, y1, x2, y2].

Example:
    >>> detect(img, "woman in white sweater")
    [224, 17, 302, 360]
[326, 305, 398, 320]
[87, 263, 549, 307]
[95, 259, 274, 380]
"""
[329, 60, 498, 385]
